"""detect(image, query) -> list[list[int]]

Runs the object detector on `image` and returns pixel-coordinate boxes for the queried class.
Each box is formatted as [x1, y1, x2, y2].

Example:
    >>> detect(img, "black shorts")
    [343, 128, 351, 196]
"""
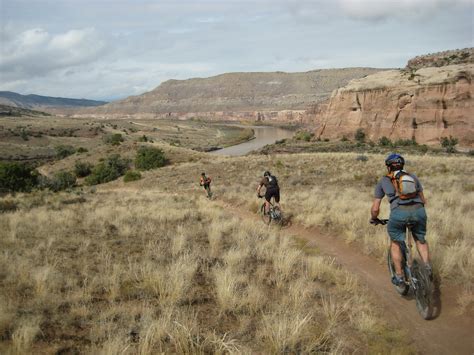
[265, 187, 280, 203]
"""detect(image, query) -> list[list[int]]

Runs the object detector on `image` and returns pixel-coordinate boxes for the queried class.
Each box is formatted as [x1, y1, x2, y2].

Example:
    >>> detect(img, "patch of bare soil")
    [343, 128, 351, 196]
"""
[215, 200, 474, 355]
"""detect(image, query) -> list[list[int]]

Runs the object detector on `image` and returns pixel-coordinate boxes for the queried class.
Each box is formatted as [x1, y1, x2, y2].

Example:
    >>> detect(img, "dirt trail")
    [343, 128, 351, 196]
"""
[213, 200, 473, 355]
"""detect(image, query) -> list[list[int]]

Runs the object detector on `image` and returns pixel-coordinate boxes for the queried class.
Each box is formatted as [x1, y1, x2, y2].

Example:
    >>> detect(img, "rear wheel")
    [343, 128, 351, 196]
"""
[387, 250, 409, 296]
[412, 260, 434, 320]
[260, 203, 271, 225]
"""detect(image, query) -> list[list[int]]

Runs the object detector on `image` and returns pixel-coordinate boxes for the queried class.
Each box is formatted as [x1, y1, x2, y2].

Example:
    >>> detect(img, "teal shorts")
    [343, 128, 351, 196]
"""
[387, 206, 427, 243]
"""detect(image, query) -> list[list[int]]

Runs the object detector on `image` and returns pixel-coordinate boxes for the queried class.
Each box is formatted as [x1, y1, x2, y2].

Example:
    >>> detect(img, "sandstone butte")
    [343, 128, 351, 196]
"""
[311, 50, 474, 148]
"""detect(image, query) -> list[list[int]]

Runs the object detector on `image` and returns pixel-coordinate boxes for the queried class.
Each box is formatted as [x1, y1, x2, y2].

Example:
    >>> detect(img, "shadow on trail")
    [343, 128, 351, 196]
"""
[430, 276, 443, 320]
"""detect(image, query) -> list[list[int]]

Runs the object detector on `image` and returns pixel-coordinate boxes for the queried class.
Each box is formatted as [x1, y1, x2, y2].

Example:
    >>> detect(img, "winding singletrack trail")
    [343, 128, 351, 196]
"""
[214, 200, 474, 355]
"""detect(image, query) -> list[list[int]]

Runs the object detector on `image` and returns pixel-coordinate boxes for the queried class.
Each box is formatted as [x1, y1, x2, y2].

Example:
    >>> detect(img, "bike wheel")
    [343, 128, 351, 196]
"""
[387, 250, 409, 296]
[412, 260, 434, 320]
[260, 204, 271, 225]
[273, 206, 283, 226]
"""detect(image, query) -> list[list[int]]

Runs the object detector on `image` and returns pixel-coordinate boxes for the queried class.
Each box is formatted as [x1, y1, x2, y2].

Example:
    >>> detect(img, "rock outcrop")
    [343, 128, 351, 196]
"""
[312, 50, 474, 147]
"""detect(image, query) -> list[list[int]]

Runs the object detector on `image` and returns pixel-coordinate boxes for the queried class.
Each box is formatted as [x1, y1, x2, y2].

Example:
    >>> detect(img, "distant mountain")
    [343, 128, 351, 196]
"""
[83, 68, 387, 116]
[0, 91, 107, 109]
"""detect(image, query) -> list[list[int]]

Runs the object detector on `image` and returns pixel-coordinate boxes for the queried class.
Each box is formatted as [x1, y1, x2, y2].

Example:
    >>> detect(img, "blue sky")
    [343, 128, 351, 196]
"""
[0, 0, 472, 101]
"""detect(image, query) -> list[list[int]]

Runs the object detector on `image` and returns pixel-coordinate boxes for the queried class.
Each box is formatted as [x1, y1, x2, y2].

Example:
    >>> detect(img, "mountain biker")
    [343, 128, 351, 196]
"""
[257, 171, 280, 214]
[370, 153, 431, 286]
[200, 172, 212, 199]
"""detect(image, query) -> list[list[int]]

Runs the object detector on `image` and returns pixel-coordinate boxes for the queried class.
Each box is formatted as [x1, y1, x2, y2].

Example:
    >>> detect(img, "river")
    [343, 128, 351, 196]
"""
[210, 125, 294, 156]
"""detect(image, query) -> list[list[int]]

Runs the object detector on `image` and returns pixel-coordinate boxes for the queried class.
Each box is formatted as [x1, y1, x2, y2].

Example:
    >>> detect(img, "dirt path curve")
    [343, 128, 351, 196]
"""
[213, 200, 473, 355]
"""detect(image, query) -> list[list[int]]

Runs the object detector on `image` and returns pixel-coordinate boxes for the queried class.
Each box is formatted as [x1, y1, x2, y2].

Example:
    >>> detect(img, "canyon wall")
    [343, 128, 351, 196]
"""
[312, 63, 474, 147]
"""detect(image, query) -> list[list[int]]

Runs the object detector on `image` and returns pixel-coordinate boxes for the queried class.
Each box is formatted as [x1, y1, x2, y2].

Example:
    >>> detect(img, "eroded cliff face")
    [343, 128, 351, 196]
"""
[313, 64, 474, 147]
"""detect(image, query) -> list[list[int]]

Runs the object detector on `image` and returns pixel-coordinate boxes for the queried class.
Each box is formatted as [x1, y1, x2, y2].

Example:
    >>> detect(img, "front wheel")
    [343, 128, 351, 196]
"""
[387, 250, 409, 296]
[412, 260, 434, 320]
[260, 203, 271, 225]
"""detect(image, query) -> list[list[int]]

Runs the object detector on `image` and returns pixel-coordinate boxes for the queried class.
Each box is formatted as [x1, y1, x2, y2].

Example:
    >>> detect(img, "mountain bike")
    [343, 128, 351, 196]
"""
[258, 195, 282, 226]
[371, 218, 434, 320]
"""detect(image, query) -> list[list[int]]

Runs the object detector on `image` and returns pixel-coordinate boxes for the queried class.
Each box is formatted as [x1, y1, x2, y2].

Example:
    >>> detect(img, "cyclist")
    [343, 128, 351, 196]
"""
[200, 172, 212, 199]
[370, 153, 431, 286]
[257, 171, 280, 214]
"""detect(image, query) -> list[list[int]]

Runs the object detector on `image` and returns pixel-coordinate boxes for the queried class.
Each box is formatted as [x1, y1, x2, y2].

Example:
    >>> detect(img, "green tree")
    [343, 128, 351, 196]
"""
[85, 154, 130, 185]
[135, 147, 167, 171]
[0, 162, 38, 192]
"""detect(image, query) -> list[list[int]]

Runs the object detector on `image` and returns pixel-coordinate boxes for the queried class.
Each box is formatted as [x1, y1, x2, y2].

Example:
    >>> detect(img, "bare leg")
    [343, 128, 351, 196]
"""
[265, 200, 270, 214]
[391, 241, 403, 275]
[415, 241, 430, 264]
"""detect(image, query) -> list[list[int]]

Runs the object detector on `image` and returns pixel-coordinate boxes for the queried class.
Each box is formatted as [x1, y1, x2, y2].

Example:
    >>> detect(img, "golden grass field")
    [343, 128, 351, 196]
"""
[1, 117, 473, 353]
[0, 190, 411, 353]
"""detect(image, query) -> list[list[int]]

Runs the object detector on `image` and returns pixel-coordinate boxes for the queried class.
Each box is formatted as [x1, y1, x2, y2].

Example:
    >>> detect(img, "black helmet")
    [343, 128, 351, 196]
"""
[263, 171, 271, 177]
[201, 172, 206, 176]
[385, 153, 404, 167]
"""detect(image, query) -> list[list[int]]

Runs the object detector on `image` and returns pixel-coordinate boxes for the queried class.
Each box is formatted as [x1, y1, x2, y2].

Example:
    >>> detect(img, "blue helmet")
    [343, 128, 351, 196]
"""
[385, 153, 404, 167]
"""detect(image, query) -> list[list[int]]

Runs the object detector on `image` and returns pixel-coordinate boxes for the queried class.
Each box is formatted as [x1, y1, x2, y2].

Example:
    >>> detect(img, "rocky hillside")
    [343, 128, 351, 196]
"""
[312, 49, 474, 147]
[78, 68, 384, 119]
[0, 91, 107, 110]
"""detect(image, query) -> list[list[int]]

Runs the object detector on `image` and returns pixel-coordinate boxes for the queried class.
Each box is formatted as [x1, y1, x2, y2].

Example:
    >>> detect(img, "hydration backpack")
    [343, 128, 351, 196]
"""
[387, 171, 417, 200]
[267, 175, 278, 188]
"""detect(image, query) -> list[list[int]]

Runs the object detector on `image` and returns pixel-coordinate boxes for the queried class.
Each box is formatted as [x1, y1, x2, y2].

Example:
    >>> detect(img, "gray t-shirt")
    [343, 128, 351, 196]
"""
[374, 171, 424, 210]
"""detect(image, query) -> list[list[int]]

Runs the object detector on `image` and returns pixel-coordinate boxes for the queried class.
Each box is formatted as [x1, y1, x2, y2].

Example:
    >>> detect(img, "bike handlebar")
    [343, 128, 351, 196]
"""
[370, 218, 389, 226]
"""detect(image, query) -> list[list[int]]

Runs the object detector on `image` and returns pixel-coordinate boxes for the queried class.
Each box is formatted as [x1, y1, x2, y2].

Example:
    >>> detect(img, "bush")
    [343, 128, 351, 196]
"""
[355, 128, 365, 143]
[123, 170, 142, 183]
[135, 147, 167, 171]
[440, 136, 458, 153]
[85, 154, 130, 185]
[138, 135, 148, 142]
[341, 136, 348, 142]
[379, 136, 392, 146]
[77, 147, 88, 153]
[74, 161, 93, 178]
[356, 155, 368, 162]
[0, 200, 18, 213]
[49, 171, 76, 192]
[55, 145, 76, 159]
[0, 162, 38, 192]
[294, 130, 314, 142]
[394, 138, 417, 146]
[103, 133, 124, 146]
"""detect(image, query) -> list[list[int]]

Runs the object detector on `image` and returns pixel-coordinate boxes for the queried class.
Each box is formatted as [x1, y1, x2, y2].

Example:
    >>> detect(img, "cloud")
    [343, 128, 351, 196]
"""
[338, 0, 473, 21]
[0, 27, 107, 80]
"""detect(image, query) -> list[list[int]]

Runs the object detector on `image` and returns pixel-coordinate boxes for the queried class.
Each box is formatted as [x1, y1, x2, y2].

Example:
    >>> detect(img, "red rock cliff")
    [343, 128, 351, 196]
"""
[313, 64, 474, 147]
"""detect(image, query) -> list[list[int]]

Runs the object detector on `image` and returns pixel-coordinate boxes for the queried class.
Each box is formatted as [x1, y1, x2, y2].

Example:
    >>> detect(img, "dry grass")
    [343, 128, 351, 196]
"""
[0, 190, 411, 353]
[123, 151, 473, 309]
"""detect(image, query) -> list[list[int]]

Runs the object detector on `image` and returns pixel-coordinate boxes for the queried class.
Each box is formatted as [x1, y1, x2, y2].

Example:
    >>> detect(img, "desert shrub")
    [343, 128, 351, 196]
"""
[74, 161, 93, 178]
[468, 150, 474, 156]
[85, 155, 130, 185]
[378, 136, 392, 146]
[0, 162, 38, 192]
[394, 138, 417, 146]
[356, 155, 368, 162]
[419, 144, 429, 153]
[135, 147, 167, 171]
[49, 171, 76, 192]
[355, 128, 365, 143]
[341, 136, 348, 142]
[103, 133, 124, 146]
[55, 145, 76, 159]
[77, 147, 88, 153]
[324, 138, 330, 142]
[123, 170, 142, 183]
[0, 200, 18, 213]
[440, 136, 458, 153]
[275, 139, 286, 145]
[294, 130, 314, 142]
[20, 130, 29, 141]
[138, 135, 148, 142]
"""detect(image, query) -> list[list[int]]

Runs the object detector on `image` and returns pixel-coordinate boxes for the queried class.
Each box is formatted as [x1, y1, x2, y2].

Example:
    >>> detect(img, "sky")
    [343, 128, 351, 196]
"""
[0, 0, 473, 101]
